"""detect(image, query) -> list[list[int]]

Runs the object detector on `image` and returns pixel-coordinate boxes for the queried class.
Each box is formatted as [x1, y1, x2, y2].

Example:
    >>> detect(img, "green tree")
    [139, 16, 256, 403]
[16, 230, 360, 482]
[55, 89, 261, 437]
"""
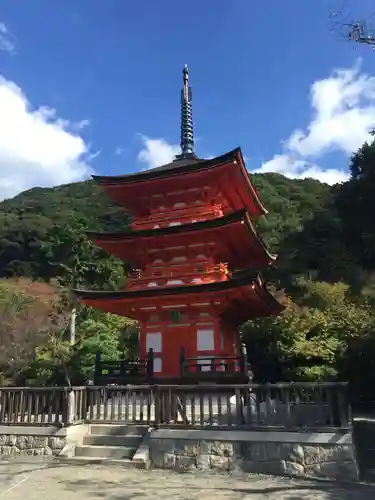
[335, 136, 375, 270]
[0, 281, 71, 386]
[41, 219, 126, 291]
[243, 280, 375, 383]
[276, 208, 363, 291]
[68, 312, 138, 383]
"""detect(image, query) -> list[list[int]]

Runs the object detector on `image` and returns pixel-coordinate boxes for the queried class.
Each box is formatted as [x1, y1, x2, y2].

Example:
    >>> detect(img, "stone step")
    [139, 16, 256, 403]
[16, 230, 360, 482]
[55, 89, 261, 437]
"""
[57, 456, 148, 468]
[75, 445, 136, 459]
[83, 434, 142, 447]
[89, 424, 148, 436]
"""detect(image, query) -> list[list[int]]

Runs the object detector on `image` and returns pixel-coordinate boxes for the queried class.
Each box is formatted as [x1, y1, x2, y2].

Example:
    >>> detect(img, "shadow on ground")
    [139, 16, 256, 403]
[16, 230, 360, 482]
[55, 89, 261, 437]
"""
[58, 470, 375, 500]
[0, 457, 63, 489]
[1, 458, 374, 500]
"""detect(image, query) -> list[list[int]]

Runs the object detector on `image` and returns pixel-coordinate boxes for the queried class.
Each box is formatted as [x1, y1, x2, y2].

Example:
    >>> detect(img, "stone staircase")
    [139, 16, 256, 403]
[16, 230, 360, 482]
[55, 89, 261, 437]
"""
[63, 424, 150, 467]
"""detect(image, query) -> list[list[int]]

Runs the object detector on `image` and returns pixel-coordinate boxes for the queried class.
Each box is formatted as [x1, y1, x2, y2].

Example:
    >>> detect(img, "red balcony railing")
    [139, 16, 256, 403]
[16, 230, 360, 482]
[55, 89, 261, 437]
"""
[132, 204, 224, 230]
[127, 263, 230, 289]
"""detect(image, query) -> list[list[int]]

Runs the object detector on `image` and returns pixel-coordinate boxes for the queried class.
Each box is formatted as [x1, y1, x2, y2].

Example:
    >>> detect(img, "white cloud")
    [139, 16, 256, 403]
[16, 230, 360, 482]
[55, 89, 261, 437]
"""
[256, 61, 375, 184]
[0, 75, 92, 200]
[115, 146, 124, 156]
[0, 23, 16, 54]
[258, 154, 349, 184]
[74, 119, 90, 131]
[137, 135, 179, 170]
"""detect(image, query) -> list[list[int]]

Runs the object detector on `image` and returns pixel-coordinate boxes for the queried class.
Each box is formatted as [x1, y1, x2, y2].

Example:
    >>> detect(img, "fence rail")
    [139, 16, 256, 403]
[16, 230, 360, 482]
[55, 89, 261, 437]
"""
[0, 382, 351, 430]
[0, 387, 68, 425]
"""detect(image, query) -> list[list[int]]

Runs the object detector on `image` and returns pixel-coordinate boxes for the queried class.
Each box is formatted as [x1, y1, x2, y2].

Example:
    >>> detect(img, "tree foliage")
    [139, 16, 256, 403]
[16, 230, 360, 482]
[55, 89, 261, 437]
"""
[335, 136, 375, 270]
[243, 280, 375, 384]
[0, 280, 69, 385]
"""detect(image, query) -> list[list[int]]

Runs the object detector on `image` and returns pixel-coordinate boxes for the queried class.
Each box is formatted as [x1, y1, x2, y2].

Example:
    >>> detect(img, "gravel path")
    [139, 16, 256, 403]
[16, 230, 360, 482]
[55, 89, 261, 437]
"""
[0, 459, 374, 500]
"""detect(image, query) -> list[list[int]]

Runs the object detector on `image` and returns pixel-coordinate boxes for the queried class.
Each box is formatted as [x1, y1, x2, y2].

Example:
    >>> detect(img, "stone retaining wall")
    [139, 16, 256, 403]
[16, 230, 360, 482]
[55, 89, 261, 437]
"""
[0, 434, 66, 456]
[0, 424, 88, 458]
[150, 430, 358, 481]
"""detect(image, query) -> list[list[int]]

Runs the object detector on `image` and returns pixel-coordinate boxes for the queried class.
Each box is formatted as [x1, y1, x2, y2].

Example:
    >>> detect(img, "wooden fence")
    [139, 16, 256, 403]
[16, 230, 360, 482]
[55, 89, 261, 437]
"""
[0, 382, 351, 430]
[0, 387, 68, 425]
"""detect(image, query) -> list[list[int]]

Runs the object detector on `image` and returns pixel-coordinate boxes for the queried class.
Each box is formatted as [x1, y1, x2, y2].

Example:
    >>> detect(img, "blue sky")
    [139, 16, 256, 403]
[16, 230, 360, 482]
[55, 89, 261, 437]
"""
[0, 0, 375, 200]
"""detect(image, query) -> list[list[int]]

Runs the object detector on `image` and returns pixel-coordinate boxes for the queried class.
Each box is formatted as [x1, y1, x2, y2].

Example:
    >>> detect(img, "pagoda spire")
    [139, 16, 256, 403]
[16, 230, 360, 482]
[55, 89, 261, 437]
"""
[178, 64, 195, 158]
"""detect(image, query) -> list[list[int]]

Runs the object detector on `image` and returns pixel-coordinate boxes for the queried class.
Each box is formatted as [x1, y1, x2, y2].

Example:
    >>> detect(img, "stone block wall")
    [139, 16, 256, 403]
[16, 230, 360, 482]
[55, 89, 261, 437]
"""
[150, 438, 358, 481]
[0, 434, 67, 456]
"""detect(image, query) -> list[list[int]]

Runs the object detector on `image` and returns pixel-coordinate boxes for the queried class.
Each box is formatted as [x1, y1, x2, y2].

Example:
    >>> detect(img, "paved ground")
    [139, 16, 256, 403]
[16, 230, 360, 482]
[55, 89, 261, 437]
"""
[0, 459, 375, 500]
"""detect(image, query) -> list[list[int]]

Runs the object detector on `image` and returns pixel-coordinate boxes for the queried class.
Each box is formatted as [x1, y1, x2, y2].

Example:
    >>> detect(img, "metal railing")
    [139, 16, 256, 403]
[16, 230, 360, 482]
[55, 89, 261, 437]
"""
[0, 382, 351, 430]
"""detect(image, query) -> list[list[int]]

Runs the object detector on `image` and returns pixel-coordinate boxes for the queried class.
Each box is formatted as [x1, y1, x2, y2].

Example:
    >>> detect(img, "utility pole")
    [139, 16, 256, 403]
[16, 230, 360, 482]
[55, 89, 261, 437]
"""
[70, 273, 77, 346]
[70, 306, 76, 346]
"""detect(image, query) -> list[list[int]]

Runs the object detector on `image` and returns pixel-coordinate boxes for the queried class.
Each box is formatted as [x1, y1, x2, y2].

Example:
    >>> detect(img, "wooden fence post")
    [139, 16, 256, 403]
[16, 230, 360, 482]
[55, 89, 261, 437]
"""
[62, 389, 69, 425]
[154, 386, 161, 428]
[240, 343, 247, 377]
[67, 388, 75, 425]
[94, 351, 101, 385]
[337, 384, 349, 428]
[147, 348, 154, 378]
[180, 347, 185, 377]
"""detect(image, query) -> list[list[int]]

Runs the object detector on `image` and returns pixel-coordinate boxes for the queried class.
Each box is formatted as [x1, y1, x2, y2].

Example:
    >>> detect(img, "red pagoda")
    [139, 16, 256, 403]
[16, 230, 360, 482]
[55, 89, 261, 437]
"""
[74, 65, 283, 383]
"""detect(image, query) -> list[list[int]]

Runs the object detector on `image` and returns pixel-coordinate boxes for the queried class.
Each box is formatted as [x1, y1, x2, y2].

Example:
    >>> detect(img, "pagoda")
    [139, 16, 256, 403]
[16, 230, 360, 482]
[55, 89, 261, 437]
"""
[74, 65, 283, 382]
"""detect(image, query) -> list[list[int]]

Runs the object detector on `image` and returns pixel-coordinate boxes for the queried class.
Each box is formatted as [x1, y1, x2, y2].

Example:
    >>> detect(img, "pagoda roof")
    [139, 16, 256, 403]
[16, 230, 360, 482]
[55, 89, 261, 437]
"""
[86, 210, 276, 270]
[92, 150, 233, 184]
[138, 153, 201, 175]
[73, 269, 284, 325]
[92, 148, 267, 217]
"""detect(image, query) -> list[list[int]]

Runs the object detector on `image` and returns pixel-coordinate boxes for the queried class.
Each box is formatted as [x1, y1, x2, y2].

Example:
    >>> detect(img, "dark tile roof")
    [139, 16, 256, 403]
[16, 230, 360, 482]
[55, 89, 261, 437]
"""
[92, 148, 240, 184]
[144, 154, 201, 173]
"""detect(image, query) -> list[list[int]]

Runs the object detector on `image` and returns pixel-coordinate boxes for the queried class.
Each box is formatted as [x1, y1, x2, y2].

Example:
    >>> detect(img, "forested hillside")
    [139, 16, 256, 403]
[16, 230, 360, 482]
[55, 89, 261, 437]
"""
[0, 173, 330, 280]
[0, 138, 374, 394]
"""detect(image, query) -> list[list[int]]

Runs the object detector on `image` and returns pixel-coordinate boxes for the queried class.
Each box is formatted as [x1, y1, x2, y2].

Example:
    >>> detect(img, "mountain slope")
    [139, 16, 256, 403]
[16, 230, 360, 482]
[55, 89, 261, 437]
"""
[0, 174, 331, 279]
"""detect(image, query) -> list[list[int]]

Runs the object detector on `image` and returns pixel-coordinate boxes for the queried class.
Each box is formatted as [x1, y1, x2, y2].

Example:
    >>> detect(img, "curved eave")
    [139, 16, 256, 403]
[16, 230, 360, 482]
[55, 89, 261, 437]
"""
[92, 149, 240, 184]
[74, 268, 260, 300]
[93, 147, 267, 217]
[86, 210, 245, 241]
[242, 212, 277, 262]
[73, 269, 284, 322]
[86, 210, 277, 268]
[235, 148, 268, 216]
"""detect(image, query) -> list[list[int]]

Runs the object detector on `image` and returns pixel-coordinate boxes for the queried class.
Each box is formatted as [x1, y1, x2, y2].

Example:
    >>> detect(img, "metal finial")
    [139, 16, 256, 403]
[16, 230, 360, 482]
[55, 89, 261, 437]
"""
[179, 64, 194, 157]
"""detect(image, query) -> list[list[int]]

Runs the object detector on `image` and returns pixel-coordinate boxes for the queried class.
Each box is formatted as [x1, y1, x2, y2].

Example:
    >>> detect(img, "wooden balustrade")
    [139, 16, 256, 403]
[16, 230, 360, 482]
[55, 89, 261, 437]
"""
[94, 350, 154, 386]
[127, 263, 230, 289]
[0, 382, 351, 430]
[0, 387, 68, 425]
[132, 204, 224, 230]
[179, 347, 247, 381]
[181, 356, 243, 376]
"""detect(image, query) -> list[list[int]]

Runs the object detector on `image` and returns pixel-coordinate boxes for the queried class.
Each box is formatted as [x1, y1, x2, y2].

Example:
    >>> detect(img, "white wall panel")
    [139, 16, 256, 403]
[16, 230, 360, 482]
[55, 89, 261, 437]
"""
[146, 332, 162, 353]
[197, 328, 214, 351]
